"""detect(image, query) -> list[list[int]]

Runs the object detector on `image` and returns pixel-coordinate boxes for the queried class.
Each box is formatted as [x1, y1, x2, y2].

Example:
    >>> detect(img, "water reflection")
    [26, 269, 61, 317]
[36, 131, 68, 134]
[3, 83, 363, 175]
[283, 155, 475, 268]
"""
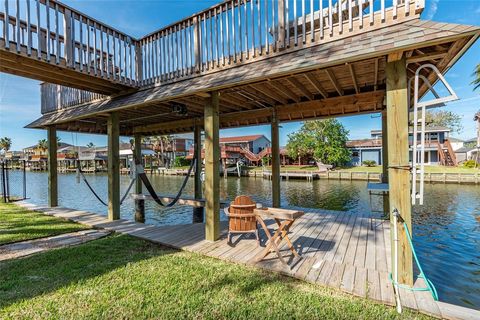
[6, 171, 480, 309]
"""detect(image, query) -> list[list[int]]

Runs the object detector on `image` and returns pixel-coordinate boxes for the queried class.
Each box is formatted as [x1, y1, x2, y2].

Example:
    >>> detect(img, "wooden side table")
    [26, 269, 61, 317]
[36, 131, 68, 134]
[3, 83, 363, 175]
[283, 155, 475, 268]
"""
[254, 207, 304, 265]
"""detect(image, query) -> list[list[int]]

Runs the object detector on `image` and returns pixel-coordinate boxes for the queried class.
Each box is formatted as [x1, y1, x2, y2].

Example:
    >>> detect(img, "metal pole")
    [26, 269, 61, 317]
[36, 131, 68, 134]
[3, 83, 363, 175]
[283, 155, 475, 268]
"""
[23, 160, 27, 199]
[1, 162, 6, 203]
[5, 161, 10, 202]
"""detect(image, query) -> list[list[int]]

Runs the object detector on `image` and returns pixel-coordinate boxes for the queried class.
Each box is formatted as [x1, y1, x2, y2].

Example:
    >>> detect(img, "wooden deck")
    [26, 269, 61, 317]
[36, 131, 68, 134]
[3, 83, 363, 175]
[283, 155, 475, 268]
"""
[16, 201, 480, 320]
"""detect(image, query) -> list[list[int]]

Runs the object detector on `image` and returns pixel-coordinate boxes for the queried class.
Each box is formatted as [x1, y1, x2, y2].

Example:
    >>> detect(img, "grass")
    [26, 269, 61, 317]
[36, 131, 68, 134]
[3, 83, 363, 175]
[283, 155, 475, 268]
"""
[0, 202, 88, 245]
[0, 233, 432, 319]
[336, 165, 480, 174]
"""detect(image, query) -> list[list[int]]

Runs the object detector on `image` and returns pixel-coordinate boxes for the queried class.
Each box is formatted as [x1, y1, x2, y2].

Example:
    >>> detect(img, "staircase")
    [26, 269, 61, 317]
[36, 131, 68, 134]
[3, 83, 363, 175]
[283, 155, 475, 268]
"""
[437, 139, 456, 166]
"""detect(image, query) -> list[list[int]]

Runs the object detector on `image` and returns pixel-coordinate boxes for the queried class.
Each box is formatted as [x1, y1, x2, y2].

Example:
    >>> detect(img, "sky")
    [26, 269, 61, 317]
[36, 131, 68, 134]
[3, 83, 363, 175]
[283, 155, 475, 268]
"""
[0, 0, 479, 150]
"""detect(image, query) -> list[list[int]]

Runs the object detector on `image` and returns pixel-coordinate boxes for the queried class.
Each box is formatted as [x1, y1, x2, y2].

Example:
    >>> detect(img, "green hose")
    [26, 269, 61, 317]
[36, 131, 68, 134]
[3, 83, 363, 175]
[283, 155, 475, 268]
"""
[389, 222, 439, 301]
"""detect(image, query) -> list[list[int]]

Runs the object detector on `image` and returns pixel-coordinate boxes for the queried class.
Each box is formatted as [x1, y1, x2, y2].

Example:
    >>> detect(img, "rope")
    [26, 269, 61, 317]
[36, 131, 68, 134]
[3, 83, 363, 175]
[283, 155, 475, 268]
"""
[134, 157, 196, 207]
[77, 161, 135, 207]
[389, 221, 438, 301]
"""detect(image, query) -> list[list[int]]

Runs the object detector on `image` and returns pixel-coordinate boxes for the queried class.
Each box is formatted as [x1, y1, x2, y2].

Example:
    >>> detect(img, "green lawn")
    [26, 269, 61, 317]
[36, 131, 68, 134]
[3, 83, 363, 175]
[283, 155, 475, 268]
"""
[0, 233, 431, 319]
[0, 203, 88, 245]
[336, 165, 480, 174]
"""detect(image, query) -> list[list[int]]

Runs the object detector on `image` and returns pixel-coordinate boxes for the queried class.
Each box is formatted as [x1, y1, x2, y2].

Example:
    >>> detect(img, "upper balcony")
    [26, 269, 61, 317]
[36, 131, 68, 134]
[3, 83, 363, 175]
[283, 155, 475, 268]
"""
[2, 0, 424, 98]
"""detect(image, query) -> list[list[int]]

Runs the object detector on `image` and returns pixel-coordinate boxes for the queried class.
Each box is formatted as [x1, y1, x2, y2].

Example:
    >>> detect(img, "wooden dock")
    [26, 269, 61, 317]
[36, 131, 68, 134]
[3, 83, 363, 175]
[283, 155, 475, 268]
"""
[16, 201, 480, 320]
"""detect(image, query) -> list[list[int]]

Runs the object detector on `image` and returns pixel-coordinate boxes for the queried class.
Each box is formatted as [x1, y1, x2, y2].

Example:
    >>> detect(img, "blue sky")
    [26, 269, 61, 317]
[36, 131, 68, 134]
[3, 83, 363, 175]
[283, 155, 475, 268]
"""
[1, 0, 479, 150]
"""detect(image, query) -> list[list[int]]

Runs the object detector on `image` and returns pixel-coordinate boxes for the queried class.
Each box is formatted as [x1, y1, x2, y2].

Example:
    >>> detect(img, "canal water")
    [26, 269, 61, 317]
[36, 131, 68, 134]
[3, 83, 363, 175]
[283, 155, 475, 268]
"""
[6, 171, 480, 310]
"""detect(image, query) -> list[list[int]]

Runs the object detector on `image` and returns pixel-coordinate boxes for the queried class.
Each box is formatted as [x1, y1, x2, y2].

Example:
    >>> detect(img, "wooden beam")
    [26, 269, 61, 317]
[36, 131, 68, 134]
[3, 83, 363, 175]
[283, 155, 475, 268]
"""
[134, 134, 145, 223]
[269, 81, 300, 103]
[47, 126, 58, 207]
[287, 77, 313, 100]
[193, 120, 204, 223]
[406, 52, 448, 64]
[348, 63, 359, 94]
[386, 57, 413, 286]
[374, 58, 379, 91]
[325, 69, 344, 96]
[195, 92, 211, 98]
[271, 108, 281, 207]
[304, 73, 328, 98]
[387, 51, 404, 62]
[107, 112, 120, 221]
[250, 84, 288, 105]
[204, 91, 220, 241]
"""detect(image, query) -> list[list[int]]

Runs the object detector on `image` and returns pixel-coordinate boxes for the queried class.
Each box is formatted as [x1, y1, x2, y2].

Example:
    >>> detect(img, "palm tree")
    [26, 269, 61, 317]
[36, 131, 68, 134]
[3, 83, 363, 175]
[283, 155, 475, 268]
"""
[37, 139, 48, 153]
[0, 137, 12, 155]
[472, 63, 480, 91]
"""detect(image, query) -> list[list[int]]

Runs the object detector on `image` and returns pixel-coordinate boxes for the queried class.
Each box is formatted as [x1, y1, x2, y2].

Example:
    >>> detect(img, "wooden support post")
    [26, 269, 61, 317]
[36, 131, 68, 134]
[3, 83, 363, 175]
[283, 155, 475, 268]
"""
[134, 134, 145, 223]
[271, 108, 281, 207]
[386, 57, 413, 286]
[204, 91, 220, 240]
[381, 110, 389, 183]
[107, 113, 120, 221]
[47, 126, 58, 207]
[194, 16, 201, 73]
[193, 120, 204, 223]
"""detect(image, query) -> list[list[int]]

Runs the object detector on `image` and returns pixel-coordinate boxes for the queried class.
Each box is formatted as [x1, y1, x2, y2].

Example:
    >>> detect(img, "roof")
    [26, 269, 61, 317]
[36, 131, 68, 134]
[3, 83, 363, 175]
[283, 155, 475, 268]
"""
[371, 126, 451, 135]
[454, 147, 475, 153]
[448, 137, 464, 142]
[347, 139, 382, 148]
[23, 142, 73, 150]
[219, 135, 267, 144]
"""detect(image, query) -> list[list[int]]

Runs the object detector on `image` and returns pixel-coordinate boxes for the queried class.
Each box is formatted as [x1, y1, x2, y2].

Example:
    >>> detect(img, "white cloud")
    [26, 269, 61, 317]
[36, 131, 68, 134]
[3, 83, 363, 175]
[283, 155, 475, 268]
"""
[425, 0, 440, 20]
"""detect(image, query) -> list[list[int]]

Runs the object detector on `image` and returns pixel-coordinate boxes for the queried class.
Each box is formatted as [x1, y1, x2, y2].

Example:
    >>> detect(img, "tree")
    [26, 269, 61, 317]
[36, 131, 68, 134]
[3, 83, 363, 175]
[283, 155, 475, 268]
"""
[286, 119, 351, 167]
[37, 139, 48, 152]
[471, 63, 480, 91]
[0, 137, 12, 154]
[424, 110, 463, 134]
[86, 142, 95, 148]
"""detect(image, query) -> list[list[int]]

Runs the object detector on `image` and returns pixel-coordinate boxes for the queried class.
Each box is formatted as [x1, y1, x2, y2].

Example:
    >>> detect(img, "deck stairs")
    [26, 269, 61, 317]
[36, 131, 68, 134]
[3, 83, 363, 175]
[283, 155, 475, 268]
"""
[437, 139, 456, 166]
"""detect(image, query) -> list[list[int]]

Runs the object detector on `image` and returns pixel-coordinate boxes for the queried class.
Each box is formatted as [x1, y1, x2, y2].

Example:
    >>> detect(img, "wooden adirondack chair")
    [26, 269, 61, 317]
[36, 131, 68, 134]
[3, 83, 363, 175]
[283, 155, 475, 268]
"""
[224, 195, 259, 245]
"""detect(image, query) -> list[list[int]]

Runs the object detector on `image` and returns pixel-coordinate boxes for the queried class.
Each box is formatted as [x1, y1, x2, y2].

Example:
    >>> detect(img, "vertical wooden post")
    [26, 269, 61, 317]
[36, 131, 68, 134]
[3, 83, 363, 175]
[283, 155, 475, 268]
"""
[193, 120, 204, 223]
[277, 0, 286, 48]
[204, 92, 220, 240]
[47, 126, 58, 207]
[63, 9, 73, 67]
[135, 42, 144, 84]
[381, 110, 389, 183]
[386, 57, 413, 286]
[134, 134, 145, 223]
[271, 108, 281, 207]
[194, 16, 201, 73]
[107, 113, 120, 221]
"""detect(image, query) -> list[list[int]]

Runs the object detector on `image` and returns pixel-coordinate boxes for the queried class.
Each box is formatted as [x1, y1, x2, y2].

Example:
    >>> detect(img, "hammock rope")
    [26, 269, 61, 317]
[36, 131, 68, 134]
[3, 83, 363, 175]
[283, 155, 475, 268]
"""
[132, 150, 196, 207]
[76, 161, 135, 207]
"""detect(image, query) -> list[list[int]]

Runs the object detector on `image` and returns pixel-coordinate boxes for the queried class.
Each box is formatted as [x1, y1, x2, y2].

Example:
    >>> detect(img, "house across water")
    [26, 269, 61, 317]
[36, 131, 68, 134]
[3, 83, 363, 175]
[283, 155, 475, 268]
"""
[347, 126, 462, 166]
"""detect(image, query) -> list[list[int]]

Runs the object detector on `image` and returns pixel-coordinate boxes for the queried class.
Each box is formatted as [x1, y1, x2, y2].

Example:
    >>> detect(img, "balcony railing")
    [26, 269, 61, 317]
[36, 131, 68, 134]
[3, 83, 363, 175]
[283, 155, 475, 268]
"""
[41, 83, 106, 114]
[1, 0, 139, 85]
[2, 0, 425, 112]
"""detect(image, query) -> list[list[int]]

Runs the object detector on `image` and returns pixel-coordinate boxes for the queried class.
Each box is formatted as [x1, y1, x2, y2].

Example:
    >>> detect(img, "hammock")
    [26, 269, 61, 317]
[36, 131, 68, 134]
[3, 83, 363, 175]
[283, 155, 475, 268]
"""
[132, 151, 196, 207]
[76, 161, 135, 206]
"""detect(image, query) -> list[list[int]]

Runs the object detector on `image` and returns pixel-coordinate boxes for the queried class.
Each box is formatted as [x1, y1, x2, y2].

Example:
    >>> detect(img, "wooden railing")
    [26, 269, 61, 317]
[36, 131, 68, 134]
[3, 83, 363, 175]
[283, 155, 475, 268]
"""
[1, 0, 139, 85]
[41, 83, 106, 114]
[137, 0, 425, 85]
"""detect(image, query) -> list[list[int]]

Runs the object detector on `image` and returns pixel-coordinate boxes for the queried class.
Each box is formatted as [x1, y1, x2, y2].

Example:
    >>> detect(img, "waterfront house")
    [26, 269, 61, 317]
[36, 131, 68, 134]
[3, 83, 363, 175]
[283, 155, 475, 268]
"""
[348, 126, 459, 166]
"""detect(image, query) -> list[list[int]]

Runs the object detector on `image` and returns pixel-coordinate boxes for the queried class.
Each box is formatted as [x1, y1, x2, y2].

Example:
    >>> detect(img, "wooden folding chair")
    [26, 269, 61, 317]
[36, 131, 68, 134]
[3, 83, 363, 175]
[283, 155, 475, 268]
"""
[224, 195, 259, 246]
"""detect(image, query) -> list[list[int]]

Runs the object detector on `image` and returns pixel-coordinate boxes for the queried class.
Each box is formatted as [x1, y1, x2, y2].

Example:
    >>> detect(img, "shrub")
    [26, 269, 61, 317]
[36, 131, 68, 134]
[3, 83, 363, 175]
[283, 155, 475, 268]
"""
[462, 159, 477, 168]
[173, 156, 191, 168]
[362, 160, 376, 167]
